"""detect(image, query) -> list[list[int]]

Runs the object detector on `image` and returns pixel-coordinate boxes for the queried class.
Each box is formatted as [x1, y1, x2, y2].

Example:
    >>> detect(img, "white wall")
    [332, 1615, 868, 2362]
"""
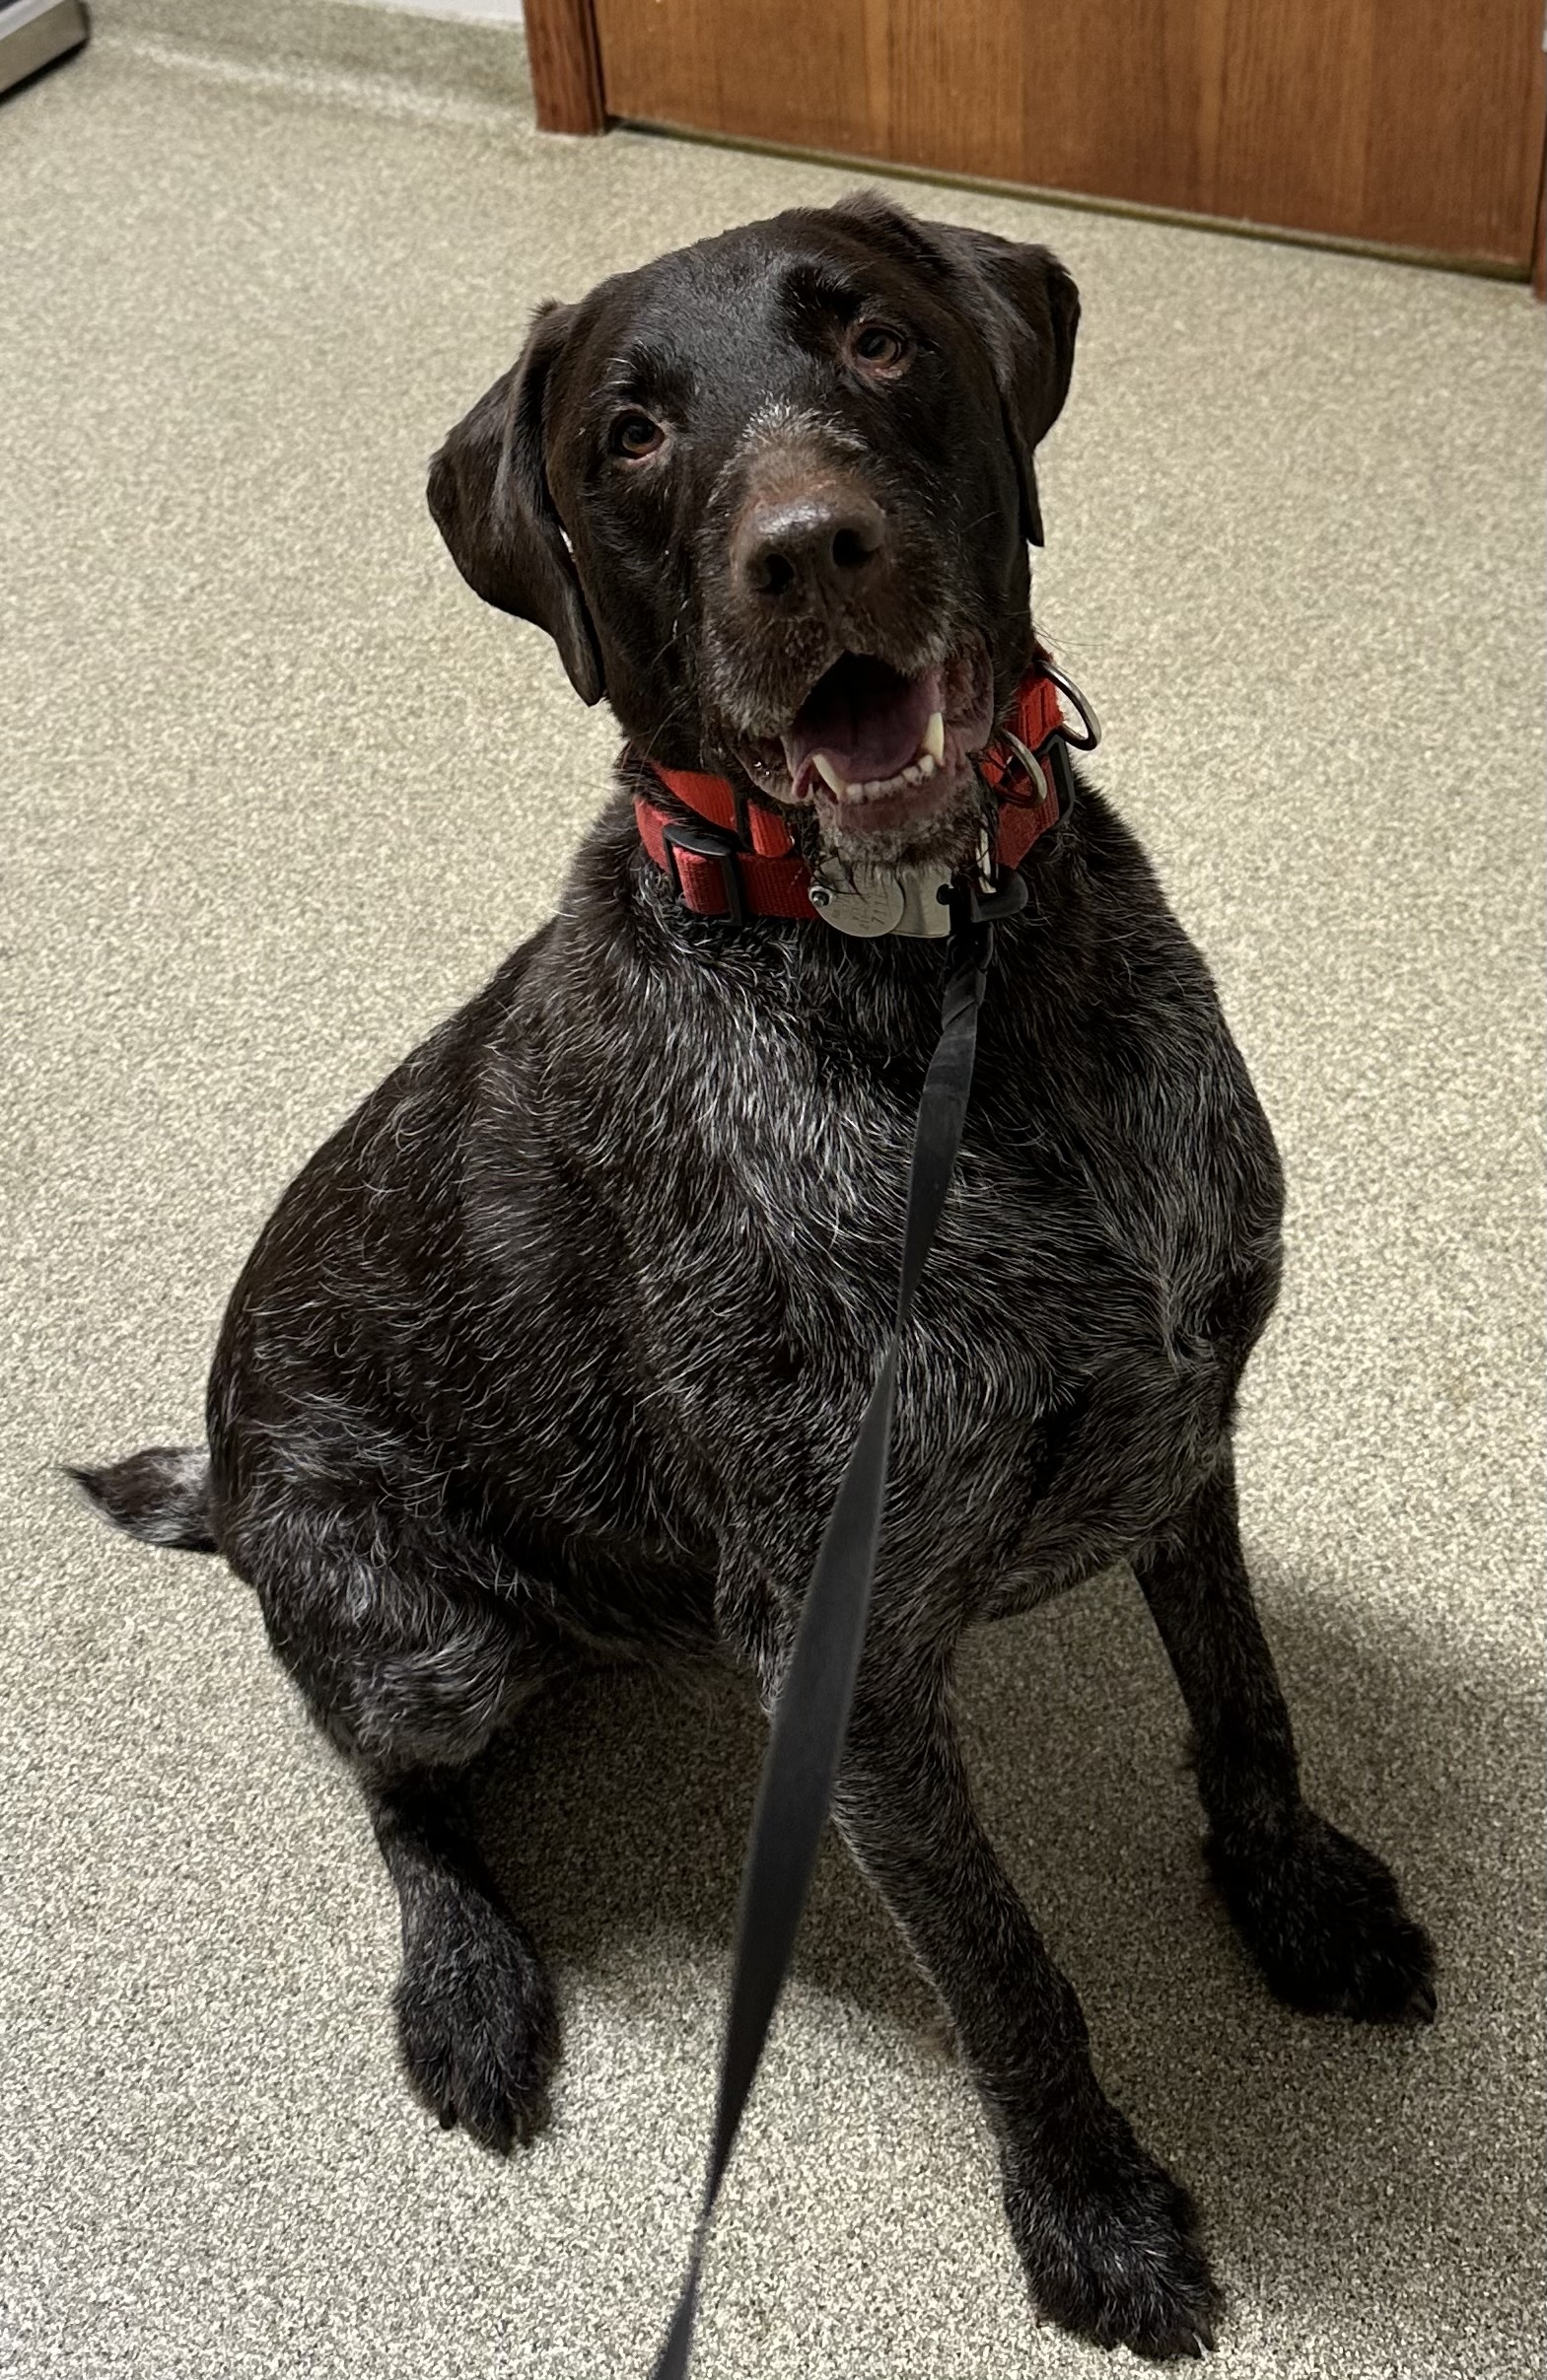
[352, 0, 523, 22]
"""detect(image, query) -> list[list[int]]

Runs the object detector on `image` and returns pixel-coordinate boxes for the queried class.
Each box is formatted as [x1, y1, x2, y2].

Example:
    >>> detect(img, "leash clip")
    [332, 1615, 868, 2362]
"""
[950, 866, 1029, 932]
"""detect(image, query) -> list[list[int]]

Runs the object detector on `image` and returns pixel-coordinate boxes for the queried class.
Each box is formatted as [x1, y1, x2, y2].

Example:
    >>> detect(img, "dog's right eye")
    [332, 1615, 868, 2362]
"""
[609, 411, 667, 461]
[848, 322, 912, 378]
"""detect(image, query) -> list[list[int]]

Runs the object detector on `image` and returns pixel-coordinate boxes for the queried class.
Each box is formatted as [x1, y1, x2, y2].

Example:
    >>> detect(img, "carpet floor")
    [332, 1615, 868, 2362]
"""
[1, 11, 1542, 2378]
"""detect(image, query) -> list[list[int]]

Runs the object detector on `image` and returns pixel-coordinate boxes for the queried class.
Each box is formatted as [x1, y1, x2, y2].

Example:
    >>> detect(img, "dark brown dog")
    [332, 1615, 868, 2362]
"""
[76, 194, 1435, 2358]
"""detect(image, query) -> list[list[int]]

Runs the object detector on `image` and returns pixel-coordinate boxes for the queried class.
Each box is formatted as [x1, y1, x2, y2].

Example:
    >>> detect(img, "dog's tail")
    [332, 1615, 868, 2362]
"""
[66, 1444, 218, 1554]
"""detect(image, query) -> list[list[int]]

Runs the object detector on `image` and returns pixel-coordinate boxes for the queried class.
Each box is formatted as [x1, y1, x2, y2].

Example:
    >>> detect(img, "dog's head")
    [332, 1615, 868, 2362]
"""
[429, 195, 1079, 868]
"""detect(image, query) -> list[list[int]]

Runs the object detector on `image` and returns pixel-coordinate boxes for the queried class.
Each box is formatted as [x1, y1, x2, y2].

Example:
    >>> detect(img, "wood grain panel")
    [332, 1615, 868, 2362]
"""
[1212, 0, 1545, 255]
[526, 0, 606, 132]
[590, 0, 1547, 267]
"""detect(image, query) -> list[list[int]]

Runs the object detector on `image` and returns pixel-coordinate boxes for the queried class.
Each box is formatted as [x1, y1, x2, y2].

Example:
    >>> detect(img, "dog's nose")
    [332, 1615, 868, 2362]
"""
[734, 490, 887, 607]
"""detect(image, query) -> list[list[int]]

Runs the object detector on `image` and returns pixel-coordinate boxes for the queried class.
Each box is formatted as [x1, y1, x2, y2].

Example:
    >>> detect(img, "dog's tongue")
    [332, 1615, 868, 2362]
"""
[782, 656, 942, 794]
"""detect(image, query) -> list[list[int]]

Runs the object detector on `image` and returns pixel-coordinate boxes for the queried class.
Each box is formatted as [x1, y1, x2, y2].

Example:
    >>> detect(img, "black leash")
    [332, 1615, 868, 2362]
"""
[650, 891, 1018, 2380]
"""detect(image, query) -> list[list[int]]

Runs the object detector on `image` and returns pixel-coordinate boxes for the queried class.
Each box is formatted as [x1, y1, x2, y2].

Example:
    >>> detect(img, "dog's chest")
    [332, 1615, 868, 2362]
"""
[613, 957, 1276, 1579]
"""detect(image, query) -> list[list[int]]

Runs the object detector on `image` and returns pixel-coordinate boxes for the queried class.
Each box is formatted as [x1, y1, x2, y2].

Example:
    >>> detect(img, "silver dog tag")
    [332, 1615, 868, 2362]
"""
[892, 868, 953, 938]
[809, 866, 905, 937]
[809, 864, 952, 939]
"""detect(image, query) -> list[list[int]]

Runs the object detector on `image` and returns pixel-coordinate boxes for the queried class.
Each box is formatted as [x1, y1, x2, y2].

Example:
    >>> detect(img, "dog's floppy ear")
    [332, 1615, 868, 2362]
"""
[427, 301, 604, 705]
[831, 196, 1079, 548]
[947, 227, 1080, 549]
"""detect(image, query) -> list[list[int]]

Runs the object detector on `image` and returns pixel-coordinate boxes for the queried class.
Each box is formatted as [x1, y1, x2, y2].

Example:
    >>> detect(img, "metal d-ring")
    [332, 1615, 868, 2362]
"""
[997, 733, 1049, 804]
[1038, 659, 1102, 752]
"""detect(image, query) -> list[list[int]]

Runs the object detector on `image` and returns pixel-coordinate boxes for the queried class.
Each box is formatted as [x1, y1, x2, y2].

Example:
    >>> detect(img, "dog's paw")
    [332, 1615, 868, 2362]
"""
[1209, 1809, 1437, 2024]
[1005, 2113, 1221, 2359]
[393, 1889, 558, 2154]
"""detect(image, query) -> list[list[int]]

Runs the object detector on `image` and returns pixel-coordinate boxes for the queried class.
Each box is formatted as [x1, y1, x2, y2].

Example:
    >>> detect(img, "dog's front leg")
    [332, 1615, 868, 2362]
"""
[736, 1604, 1221, 2356]
[1134, 1450, 1436, 2020]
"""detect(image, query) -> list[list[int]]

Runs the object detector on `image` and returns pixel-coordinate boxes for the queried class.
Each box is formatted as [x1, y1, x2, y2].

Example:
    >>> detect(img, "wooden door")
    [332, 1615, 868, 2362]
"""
[531, 0, 1547, 273]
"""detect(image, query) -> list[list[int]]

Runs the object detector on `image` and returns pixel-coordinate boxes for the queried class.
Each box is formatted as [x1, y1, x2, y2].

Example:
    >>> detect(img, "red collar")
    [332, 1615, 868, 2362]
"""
[633, 665, 1078, 929]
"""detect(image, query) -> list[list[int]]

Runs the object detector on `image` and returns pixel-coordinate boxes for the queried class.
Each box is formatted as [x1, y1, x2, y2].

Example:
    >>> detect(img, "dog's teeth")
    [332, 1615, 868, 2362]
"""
[916, 752, 936, 781]
[841, 764, 938, 803]
[813, 753, 847, 796]
[924, 711, 946, 762]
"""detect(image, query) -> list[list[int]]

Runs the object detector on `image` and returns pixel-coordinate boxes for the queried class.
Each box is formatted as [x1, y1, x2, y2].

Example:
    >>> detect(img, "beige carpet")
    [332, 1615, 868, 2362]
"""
[2, 11, 1542, 2378]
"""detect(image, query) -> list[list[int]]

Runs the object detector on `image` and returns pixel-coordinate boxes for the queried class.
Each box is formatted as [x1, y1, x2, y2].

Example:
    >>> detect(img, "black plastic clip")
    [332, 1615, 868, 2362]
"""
[661, 819, 745, 928]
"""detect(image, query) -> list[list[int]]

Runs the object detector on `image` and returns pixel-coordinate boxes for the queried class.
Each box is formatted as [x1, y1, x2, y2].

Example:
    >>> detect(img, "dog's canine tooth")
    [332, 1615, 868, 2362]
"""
[924, 710, 946, 762]
[813, 753, 847, 796]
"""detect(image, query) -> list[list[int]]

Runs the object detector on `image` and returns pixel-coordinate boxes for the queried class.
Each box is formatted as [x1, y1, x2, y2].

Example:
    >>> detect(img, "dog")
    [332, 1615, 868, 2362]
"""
[75, 193, 1436, 2358]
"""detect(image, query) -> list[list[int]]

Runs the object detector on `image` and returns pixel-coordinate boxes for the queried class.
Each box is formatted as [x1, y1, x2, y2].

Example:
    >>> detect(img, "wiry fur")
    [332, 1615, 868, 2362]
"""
[74, 196, 1435, 2360]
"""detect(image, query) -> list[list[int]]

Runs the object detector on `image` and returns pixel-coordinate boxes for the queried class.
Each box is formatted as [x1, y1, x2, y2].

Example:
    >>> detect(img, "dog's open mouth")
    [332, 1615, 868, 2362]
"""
[738, 645, 996, 836]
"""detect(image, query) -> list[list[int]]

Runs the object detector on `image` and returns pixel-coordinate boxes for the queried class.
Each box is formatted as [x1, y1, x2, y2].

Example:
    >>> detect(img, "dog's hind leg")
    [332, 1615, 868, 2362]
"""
[1133, 1449, 1437, 2022]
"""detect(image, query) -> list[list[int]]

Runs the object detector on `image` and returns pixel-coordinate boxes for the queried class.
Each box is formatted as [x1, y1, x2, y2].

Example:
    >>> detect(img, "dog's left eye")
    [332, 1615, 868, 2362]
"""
[609, 411, 667, 460]
[849, 323, 911, 376]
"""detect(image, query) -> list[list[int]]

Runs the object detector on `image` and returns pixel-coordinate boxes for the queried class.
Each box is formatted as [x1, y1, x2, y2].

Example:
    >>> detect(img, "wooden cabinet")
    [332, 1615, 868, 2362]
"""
[527, 0, 1547, 274]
